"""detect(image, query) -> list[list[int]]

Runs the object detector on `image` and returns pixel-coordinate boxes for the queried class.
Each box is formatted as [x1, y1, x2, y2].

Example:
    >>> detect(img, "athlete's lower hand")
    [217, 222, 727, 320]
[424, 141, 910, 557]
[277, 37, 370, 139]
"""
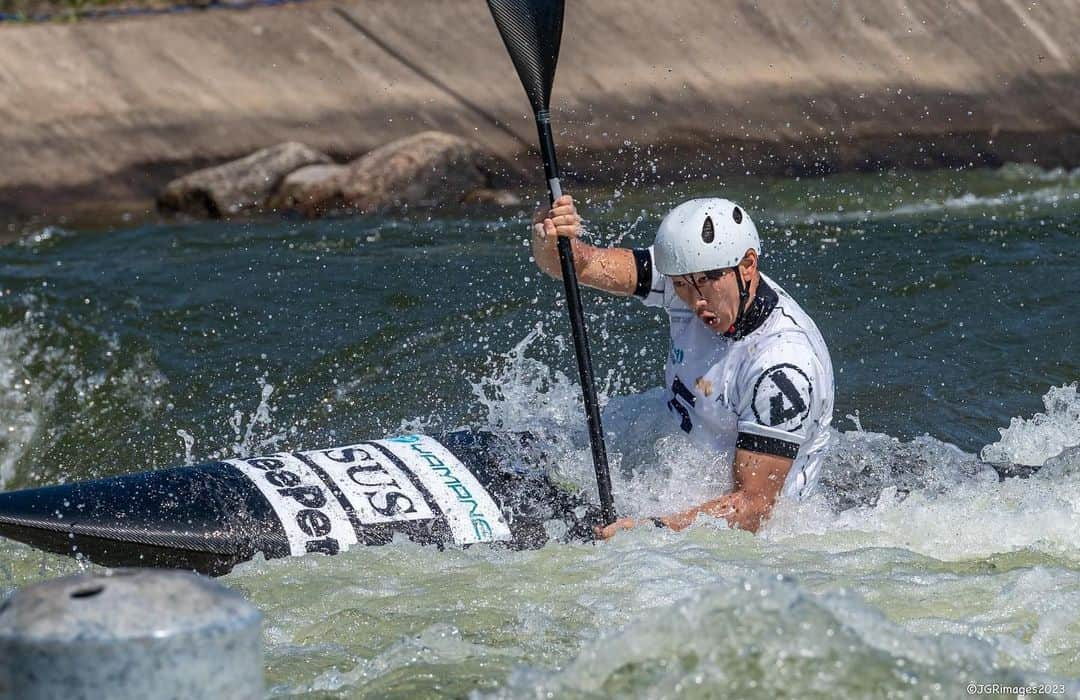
[595, 517, 638, 540]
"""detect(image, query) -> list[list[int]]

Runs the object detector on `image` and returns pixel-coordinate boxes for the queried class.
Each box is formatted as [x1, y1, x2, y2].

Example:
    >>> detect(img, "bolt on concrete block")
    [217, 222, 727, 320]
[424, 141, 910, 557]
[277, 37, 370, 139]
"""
[0, 568, 262, 700]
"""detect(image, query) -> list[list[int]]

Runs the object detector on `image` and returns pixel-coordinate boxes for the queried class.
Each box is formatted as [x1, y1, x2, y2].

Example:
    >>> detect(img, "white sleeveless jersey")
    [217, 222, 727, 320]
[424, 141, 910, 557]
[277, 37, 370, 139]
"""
[636, 250, 834, 500]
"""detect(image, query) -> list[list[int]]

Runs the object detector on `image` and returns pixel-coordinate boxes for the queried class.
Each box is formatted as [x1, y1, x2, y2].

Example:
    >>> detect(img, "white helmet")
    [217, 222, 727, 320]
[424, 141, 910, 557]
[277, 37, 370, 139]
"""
[653, 198, 760, 276]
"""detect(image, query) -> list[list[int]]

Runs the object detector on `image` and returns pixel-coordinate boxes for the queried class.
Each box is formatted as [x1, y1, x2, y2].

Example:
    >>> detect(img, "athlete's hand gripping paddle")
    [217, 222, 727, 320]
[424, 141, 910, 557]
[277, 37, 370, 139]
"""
[487, 0, 616, 525]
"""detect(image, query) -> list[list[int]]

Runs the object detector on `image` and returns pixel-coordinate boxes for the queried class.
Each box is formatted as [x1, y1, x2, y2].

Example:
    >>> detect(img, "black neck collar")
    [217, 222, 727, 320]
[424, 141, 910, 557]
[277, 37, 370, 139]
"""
[724, 278, 778, 340]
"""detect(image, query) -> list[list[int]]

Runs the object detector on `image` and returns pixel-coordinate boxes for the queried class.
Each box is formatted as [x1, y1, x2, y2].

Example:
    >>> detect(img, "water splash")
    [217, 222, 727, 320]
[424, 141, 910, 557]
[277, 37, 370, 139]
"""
[980, 383, 1080, 467]
[0, 323, 41, 488]
[767, 384, 1080, 561]
[229, 377, 284, 458]
[465, 326, 731, 514]
[178, 376, 293, 462]
[176, 428, 196, 464]
[468, 322, 587, 437]
[465, 327, 1080, 563]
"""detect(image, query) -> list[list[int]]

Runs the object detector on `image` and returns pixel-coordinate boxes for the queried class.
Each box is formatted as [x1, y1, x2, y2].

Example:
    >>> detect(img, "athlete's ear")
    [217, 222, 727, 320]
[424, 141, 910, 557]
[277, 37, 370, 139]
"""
[740, 250, 758, 280]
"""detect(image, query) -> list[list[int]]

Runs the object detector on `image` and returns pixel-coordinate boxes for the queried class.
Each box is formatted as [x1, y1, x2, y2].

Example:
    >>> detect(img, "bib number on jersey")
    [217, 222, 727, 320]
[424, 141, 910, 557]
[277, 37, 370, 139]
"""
[667, 376, 696, 433]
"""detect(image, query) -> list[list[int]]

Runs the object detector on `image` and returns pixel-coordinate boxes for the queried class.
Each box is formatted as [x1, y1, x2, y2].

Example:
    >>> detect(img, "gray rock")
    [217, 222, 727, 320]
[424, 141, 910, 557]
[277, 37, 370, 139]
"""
[267, 163, 351, 218]
[269, 132, 518, 218]
[158, 142, 331, 218]
[343, 131, 496, 213]
[343, 128, 483, 210]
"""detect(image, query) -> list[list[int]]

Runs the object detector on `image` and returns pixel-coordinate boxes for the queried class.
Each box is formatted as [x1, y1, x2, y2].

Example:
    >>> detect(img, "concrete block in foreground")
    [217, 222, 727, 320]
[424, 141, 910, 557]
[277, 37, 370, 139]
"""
[0, 568, 262, 700]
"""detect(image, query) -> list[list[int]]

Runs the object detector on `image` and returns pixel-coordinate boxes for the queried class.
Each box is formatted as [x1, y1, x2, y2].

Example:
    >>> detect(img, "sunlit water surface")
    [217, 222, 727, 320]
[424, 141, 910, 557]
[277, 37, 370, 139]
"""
[1, 165, 1078, 698]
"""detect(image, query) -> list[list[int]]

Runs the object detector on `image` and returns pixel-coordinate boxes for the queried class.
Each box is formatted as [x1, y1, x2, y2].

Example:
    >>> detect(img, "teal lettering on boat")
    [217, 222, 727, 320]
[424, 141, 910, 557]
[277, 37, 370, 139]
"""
[405, 440, 495, 541]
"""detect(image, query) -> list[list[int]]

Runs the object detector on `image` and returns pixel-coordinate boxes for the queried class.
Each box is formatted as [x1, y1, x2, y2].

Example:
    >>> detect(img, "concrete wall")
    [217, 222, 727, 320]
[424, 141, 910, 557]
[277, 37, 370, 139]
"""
[2, 0, 1079, 218]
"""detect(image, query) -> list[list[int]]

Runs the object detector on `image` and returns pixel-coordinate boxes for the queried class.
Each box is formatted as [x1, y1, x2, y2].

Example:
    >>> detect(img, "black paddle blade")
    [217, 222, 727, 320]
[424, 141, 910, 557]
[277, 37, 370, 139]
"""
[487, 0, 564, 112]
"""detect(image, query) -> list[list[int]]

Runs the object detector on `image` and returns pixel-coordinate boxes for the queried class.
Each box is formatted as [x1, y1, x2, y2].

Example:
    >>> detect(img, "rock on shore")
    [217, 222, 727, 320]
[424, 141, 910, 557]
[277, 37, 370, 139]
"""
[269, 131, 517, 217]
[341, 131, 513, 214]
[157, 142, 331, 218]
[160, 132, 520, 219]
[268, 163, 350, 218]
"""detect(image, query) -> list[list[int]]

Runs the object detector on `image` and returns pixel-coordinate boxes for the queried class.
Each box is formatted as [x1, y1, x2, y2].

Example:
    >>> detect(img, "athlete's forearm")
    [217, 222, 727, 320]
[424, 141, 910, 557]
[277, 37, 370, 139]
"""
[659, 490, 773, 533]
[596, 491, 772, 540]
[531, 231, 638, 296]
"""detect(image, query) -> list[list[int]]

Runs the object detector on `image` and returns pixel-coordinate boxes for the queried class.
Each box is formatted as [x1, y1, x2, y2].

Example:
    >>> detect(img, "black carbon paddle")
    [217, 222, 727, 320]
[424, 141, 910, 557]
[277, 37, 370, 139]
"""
[487, 0, 616, 525]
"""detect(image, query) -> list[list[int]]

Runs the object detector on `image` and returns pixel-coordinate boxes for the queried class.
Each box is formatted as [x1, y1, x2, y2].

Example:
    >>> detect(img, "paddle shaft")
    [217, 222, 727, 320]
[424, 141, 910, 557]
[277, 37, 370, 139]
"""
[535, 109, 616, 525]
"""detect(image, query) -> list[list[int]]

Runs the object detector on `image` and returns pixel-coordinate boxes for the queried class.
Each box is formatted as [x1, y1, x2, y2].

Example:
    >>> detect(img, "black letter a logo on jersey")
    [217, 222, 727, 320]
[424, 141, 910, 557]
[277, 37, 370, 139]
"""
[768, 371, 806, 426]
[752, 364, 813, 432]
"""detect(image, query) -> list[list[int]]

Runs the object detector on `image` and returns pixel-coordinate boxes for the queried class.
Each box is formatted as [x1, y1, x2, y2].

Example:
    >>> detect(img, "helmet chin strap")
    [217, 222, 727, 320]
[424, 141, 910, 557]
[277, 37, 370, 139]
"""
[728, 265, 751, 334]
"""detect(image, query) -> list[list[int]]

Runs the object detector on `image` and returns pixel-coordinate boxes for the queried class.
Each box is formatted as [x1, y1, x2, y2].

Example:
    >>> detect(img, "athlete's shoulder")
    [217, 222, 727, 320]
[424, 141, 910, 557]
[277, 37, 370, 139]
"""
[737, 323, 828, 436]
[757, 274, 832, 366]
[759, 275, 816, 326]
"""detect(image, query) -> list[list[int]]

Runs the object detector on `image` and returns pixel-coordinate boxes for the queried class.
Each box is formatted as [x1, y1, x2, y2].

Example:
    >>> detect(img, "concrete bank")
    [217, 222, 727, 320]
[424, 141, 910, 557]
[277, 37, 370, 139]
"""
[2, 0, 1079, 222]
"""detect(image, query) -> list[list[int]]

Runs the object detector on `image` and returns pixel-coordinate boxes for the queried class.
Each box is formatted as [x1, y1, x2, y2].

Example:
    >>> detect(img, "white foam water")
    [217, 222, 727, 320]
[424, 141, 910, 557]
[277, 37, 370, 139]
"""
[4, 322, 1077, 698]
[980, 383, 1080, 467]
[377, 340, 1080, 698]
[779, 185, 1080, 225]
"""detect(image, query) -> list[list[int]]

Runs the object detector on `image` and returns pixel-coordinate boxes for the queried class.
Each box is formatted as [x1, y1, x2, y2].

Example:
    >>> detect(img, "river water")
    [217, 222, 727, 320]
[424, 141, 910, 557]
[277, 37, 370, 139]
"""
[0, 165, 1078, 698]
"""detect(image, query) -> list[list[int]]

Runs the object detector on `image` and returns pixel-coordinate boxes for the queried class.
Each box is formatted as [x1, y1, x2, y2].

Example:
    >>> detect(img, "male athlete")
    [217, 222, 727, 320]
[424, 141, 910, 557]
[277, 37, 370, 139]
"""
[532, 195, 834, 537]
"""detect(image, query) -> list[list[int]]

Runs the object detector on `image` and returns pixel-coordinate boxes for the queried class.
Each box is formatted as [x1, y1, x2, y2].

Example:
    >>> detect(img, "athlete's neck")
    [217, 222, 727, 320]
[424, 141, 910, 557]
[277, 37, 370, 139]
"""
[724, 277, 777, 340]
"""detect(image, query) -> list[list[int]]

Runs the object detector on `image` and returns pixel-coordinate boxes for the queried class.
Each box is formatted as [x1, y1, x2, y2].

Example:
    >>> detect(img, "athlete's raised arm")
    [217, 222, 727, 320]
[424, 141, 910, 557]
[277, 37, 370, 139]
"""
[532, 194, 638, 296]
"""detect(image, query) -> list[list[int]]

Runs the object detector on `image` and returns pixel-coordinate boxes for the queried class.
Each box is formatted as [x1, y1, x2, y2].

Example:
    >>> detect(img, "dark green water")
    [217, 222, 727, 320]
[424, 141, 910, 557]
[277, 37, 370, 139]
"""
[0, 165, 1075, 487]
[0, 164, 1078, 698]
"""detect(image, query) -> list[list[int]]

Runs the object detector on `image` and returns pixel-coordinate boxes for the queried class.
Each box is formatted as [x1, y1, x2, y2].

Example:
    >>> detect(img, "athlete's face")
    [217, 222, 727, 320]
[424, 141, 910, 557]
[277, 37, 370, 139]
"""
[671, 257, 755, 333]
